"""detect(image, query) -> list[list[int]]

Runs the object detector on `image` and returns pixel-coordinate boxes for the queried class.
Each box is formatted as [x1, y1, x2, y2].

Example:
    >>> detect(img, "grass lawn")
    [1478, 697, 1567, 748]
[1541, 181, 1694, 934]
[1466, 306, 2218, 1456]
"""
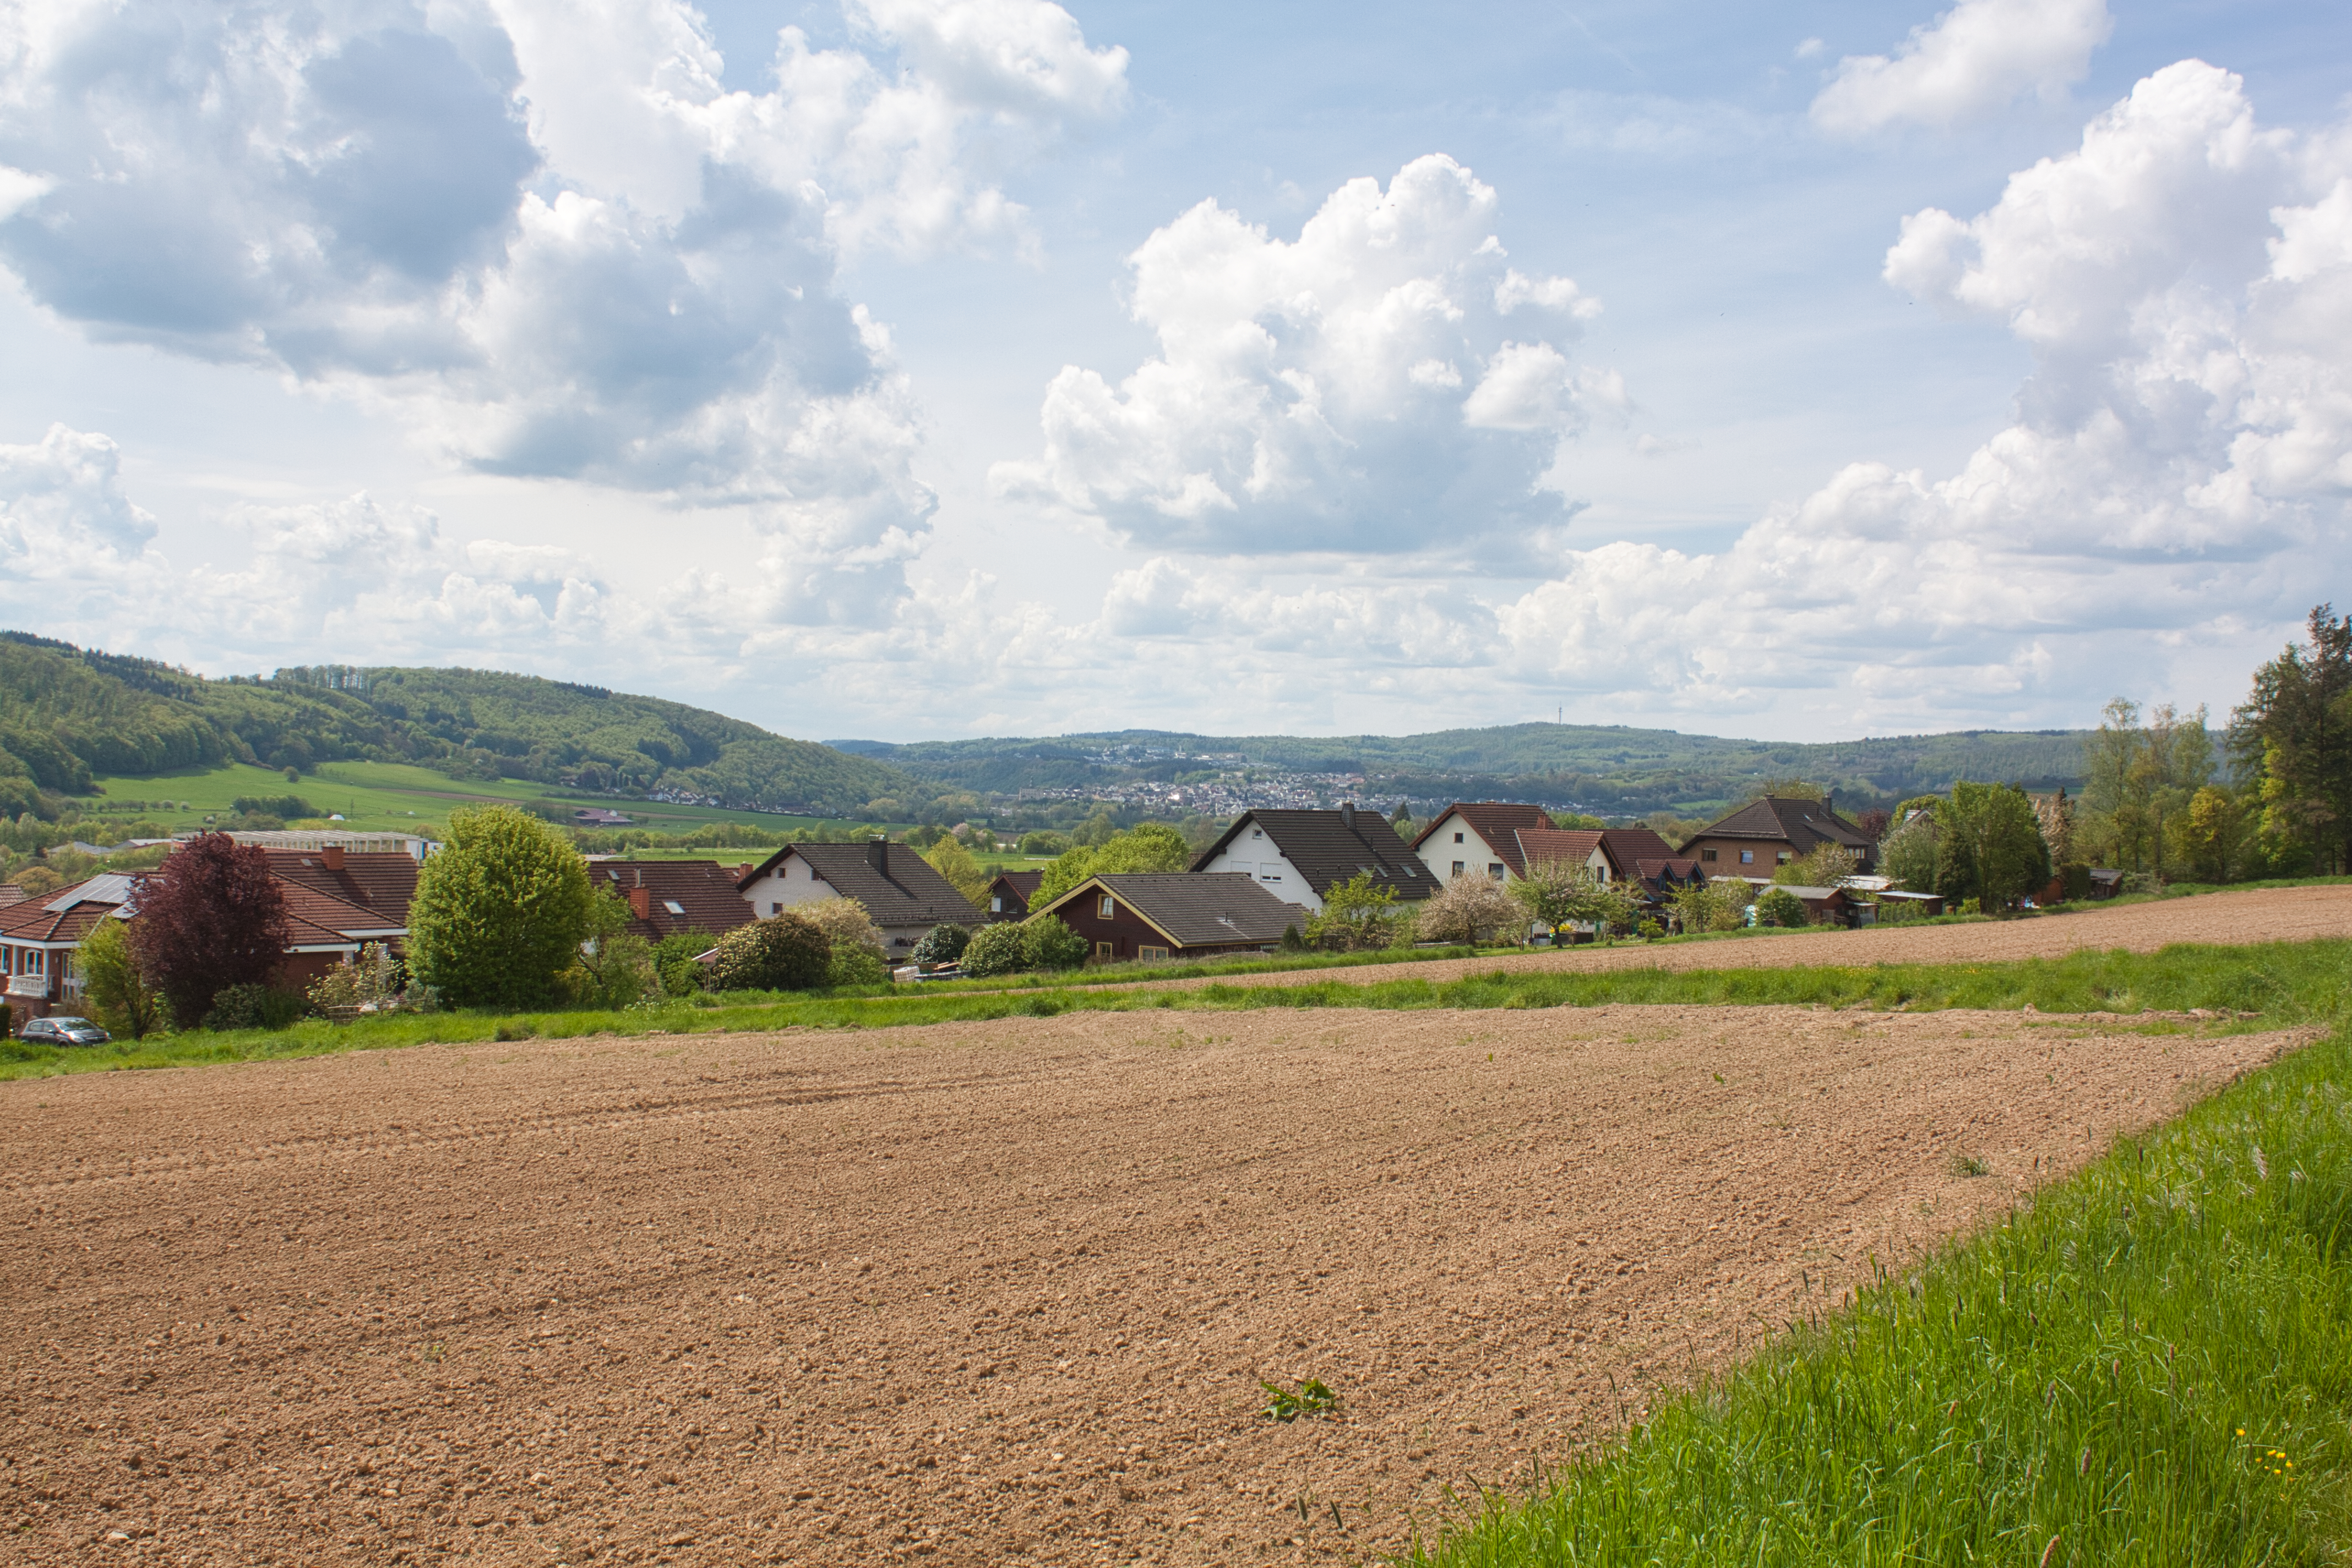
[7, 937, 2345, 1081]
[73, 758, 894, 842]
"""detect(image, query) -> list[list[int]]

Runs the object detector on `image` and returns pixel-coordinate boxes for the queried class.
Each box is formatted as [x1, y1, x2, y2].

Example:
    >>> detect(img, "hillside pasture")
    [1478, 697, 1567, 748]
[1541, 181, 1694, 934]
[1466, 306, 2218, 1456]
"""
[0, 1003, 2290, 1566]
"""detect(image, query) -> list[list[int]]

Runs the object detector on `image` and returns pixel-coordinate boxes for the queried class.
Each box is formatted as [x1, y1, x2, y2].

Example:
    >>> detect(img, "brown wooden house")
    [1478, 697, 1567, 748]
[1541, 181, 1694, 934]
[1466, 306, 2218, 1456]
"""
[1030, 873, 1307, 962]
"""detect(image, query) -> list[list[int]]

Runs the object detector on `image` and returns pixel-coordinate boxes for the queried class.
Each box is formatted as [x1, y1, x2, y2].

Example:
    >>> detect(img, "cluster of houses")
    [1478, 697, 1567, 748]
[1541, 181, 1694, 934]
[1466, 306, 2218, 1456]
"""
[0, 794, 1921, 1022]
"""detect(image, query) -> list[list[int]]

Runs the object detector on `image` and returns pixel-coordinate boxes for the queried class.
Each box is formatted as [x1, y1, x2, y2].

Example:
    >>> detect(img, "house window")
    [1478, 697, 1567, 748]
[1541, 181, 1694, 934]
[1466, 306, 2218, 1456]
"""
[1139, 945, 1169, 961]
[1098, 894, 1115, 918]
[989, 895, 1003, 912]
[1451, 861, 1465, 876]
[1701, 848, 1717, 863]
[662, 900, 686, 916]
[1453, 831, 1464, 843]
[1095, 941, 1115, 960]
[1739, 851, 1754, 864]
[25, 949, 41, 975]
[1488, 863, 1505, 880]
[1251, 829, 1263, 839]
[1777, 852, 1792, 865]
[769, 901, 783, 916]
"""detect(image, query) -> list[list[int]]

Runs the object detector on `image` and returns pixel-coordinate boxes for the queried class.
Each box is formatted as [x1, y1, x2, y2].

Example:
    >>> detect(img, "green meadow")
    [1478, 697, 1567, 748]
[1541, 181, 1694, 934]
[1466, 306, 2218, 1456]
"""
[74, 758, 885, 842]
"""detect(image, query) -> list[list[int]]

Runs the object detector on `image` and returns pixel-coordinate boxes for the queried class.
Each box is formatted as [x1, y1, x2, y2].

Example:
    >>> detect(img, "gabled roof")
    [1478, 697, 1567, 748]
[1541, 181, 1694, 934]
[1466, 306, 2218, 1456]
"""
[262, 850, 420, 925]
[594, 860, 759, 940]
[1512, 827, 1604, 875]
[739, 841, 981, 928]
[1194, 809, 1435, 900]
[988, 870, 1044, 899]
[1411, 802, 1555, 876]
[1038, 873, 1305, 948]
[270, 878, 404, 947]
[0, 878, 128, 944]
[1631, 856, 1704, 881]
[1596, 826, 1677, 874]
[1694, 796, 1872, 854]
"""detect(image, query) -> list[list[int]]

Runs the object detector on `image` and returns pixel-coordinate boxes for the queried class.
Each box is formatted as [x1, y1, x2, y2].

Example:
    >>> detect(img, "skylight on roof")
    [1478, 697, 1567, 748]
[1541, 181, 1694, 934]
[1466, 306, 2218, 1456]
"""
[662, 900, 686, 916]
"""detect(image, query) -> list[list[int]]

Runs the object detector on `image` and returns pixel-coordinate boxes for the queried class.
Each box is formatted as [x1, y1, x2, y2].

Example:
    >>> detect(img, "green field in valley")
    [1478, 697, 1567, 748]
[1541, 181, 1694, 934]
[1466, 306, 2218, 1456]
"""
[74, 759, 892, 843]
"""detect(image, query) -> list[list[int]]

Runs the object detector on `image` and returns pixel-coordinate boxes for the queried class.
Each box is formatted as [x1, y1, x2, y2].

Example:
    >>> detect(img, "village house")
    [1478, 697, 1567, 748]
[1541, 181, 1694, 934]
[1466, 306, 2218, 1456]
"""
[0, 850, 415, 1020]
[1191, 804, 1435, 913]
[982, 869, 1043, 922]
[1030, 873, 1307, 963]
[1684, 794, 1877, 876]
[734, 839, 983, 955]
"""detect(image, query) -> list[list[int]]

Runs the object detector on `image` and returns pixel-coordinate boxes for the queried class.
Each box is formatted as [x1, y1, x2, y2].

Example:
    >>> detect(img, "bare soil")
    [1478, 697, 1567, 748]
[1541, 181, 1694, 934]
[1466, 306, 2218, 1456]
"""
[1128, 881, 2352, 994]
[0, 1007, 2301, 1566]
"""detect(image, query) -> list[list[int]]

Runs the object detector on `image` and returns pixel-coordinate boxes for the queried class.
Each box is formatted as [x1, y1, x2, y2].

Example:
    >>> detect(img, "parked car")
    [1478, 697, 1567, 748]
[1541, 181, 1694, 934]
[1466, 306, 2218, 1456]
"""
[19, 1015, 111, 1046]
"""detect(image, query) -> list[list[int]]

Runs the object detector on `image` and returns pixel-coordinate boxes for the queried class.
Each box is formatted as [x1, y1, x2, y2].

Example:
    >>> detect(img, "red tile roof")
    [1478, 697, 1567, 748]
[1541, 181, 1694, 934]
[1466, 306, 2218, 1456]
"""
[592, 861, 757, 940]
[1513, 827, 1603, 874]
[260, 850, 420, 924]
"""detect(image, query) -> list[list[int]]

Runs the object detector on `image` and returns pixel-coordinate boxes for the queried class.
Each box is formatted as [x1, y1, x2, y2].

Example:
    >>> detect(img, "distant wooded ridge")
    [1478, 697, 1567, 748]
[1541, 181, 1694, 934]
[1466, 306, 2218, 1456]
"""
[0, 633, 910, 819]
[831, 724, 2093, 816]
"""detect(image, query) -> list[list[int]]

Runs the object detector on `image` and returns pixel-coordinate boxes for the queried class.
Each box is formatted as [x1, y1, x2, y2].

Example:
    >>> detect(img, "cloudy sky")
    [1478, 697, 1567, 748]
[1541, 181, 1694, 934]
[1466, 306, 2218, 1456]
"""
[1, 0, 2345, 743]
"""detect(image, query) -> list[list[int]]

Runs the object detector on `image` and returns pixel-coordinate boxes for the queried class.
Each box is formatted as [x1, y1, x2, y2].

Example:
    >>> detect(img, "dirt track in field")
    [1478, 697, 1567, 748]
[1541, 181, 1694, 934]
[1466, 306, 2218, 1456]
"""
[1108, 881, 2352, 995]
[0, 1007, 2301, 1566]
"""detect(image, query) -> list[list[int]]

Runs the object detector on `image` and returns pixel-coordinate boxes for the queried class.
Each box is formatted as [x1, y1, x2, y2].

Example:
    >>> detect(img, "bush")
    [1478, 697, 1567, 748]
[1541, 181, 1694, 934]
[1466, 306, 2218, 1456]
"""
[306, 942, 407, 1017]
[1019, 831, 1070, 857]
[703, 914, 831, 992]
[407, 805, 596, 1010]
[1874, 899, 1928, 926]
[203, 982, 309, 1031]
[1755, 886, 1810, 928]
[77, 917, 166, 1038]
[2059, 861, 2094, 901]
[960, 921, 1030, 978]
[911, 923, 971, 966]
[795, 897, 887, 972]
[650, 932, 714, 996]
[1418, 873, 1522, 945]
[829, 946, 889, 987]
[232, 793, 317, 819]
[1021, 915, 1090, 970]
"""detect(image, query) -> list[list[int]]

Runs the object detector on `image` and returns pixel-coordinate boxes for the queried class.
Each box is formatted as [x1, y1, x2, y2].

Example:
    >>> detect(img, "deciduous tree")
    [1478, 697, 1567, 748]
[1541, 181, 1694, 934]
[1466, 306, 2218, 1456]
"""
[2234, 604, 2352, 873]
[921, 834, 989, 906]
[406, 805, 596, 1009]
[1934, 782, 2052, 914]
[1416, 873, 1521, 945]
[127, 832, 291, 1026]
[704, 913, 831, 992]
[76, 917, 165, 1038]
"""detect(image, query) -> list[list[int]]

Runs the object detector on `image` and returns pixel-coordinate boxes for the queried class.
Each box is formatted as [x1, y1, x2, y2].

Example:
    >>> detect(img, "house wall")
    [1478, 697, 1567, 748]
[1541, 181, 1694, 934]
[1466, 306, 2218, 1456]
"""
[1686, 836, 1792, 874]
[1420, 813, 1511, 885]
[735, 856, 933, 955]
[1047, 889, 1268, 962]
[1196, 825, 1321, 912]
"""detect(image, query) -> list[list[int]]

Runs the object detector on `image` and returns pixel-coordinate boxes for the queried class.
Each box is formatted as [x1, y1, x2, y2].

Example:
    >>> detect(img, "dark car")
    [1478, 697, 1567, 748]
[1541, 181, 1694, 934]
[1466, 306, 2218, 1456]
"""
[19, 1015, 110, 1046]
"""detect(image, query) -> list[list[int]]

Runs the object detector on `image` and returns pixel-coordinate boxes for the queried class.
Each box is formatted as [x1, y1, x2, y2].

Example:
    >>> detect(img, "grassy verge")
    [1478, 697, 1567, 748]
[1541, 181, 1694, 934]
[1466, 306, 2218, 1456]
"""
[8, 938, 2346, 1080]
[1409, 1015, 2352, 1566]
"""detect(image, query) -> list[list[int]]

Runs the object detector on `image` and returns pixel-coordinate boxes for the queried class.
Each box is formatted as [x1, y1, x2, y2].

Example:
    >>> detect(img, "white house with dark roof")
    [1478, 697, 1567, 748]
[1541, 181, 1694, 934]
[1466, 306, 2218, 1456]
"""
[1189, 804, 1434, 914]
[735, 838, 983, 954]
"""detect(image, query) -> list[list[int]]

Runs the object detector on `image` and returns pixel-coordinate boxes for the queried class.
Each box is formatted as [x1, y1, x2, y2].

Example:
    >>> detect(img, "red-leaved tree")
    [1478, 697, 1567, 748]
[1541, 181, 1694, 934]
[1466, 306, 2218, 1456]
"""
[129, 834, 292, 1026]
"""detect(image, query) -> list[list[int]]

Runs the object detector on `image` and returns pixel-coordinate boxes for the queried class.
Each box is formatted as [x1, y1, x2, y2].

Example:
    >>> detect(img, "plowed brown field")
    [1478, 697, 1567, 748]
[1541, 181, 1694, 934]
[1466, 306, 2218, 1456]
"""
[0, 1006, 2301, 1567]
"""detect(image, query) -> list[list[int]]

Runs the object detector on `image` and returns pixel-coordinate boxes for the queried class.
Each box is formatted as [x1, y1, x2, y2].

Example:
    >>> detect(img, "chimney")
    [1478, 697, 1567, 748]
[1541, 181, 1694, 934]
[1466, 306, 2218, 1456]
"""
[321, 845, 344, 870]
[738, 862, 753, 880]
[627, 886, 651, 921]
[1824, 789, 1835, 817]
[1340, 801, 1356, 829]
[869, 836, 890, 874]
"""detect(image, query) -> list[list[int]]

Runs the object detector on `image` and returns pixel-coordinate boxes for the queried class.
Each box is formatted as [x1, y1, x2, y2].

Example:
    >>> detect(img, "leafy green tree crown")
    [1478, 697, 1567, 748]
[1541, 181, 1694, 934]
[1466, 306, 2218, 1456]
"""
[704, 913, 831, 993]
[128, 831, 292, 1026]
[407, 804, 596, 1009]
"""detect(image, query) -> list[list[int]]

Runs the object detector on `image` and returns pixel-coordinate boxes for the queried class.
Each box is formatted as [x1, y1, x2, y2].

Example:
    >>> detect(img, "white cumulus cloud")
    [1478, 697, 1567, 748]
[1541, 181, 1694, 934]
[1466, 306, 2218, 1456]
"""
[1811, 0, 2112, 136]
[992, 155, 1613, 557]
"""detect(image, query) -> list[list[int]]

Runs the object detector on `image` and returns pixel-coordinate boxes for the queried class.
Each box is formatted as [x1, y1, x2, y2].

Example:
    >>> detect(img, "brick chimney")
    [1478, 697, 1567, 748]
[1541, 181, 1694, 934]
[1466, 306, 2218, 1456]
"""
[868, 836, 890, 873]
[627, 886, 651, 921]
[322, 845, 344, 870]
[738, 862, 753, 880]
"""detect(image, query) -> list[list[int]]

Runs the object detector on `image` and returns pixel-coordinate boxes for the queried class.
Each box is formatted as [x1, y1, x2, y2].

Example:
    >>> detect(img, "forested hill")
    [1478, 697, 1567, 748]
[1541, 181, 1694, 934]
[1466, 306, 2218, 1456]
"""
[0, 634, 909, 817]
[835, 722, 2092, 816]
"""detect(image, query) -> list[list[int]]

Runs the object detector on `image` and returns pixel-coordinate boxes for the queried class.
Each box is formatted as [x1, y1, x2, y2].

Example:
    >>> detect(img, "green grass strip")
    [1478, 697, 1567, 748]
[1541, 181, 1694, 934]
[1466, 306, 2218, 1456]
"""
[6, 937, 2349, 1080]
[1407, 1019, 2352, 1567]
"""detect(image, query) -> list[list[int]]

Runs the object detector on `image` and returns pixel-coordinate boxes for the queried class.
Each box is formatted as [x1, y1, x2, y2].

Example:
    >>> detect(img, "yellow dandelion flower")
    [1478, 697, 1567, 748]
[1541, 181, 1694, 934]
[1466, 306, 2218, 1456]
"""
[2237, 1429, 2246, 1436]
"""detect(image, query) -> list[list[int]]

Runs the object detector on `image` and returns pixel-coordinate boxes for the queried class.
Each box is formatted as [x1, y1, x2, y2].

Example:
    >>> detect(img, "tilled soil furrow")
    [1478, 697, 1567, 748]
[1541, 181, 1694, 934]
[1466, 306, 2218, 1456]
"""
[0, 1005, 2296, 1566]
